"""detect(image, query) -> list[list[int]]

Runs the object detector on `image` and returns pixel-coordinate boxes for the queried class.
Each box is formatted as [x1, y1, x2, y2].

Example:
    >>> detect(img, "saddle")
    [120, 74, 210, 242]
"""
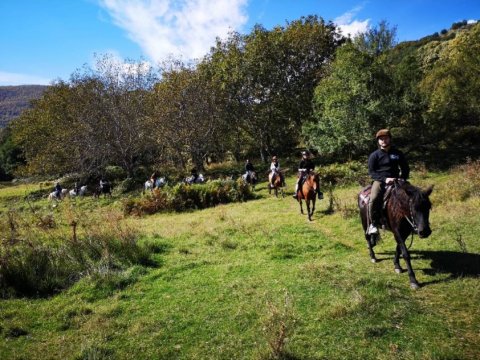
[359, 183, 395, 208]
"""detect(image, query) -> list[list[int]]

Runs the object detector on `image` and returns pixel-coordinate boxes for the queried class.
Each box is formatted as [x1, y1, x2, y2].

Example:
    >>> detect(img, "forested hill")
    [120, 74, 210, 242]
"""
[0, 85, 48, 128]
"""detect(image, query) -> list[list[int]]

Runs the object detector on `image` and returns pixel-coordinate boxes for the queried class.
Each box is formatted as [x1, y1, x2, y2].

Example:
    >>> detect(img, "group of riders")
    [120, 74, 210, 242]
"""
[52, 179, 110, 199]
[52, 128, 406, 232]
[244, 150, 324, 200]
[243, 128, 409, 233]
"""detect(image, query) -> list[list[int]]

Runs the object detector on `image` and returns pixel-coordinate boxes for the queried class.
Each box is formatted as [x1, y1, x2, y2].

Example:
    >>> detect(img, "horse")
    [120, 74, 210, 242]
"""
[268, 170, 286, 197]
[358, 180, 433, 289]
[184, 174, 205, 185]
[94, 183, 112, 198]
[48, 188, 68, 201]
[294, 172, 320, 221]
[69, 185, 87, 197]
[144, 177, 166, 192]
[242, 171, 257, 190]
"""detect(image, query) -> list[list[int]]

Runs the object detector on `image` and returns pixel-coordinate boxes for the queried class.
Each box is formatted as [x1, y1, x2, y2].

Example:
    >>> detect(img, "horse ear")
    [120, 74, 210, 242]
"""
[423, 185, 434, 197]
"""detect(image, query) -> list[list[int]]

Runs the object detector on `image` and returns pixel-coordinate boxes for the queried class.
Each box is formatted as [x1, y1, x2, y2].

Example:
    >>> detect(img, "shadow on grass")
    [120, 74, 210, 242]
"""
[411, 250, 480, 278]
[376, 250, 480, 286]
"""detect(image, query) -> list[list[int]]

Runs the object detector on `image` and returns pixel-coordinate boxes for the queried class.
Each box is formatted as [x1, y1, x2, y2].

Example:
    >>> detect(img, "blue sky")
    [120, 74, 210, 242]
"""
[1, 0, 479, 86]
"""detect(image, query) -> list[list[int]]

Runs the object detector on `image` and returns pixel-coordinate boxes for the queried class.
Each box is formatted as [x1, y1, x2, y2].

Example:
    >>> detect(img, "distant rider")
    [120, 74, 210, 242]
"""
[244, 159, 255, 181]
[293, 151, 322, 199]
[269, 155, 284, 187]
[54, 182, 62, 198]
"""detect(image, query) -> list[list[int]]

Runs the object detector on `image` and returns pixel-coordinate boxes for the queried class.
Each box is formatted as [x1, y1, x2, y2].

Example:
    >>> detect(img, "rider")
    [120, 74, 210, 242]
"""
[293, 151, 315, 198]
[244, 159, 255, 180]
[150, 172, 158, 188]
[54, 182, 62, 198]
[269, 155, 284, 187]
[190, 168, 199, 183]
[367, 129, 410, 235]
[100, 178, 109, 189]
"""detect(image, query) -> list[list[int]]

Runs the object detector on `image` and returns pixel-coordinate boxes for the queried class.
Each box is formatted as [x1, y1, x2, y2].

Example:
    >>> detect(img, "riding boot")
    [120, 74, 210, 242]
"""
[292, 183, 298, 198]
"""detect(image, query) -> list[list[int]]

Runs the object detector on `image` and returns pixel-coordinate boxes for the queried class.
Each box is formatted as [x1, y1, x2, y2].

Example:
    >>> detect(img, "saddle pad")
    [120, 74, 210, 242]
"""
[359, 185, 372, 206]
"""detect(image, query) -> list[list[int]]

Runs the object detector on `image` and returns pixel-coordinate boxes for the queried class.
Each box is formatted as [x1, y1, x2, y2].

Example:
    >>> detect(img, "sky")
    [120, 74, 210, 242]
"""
[1, 0, 479, 86]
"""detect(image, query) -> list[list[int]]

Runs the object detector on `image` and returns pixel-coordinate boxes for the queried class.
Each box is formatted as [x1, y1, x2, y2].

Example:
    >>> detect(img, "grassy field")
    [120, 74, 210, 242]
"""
[0, 169, 479, 359]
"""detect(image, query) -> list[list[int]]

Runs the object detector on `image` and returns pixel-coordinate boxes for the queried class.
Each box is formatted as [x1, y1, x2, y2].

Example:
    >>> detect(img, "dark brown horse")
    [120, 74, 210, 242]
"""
[358, 180, 433, 289]
[295, 172, 320, 221]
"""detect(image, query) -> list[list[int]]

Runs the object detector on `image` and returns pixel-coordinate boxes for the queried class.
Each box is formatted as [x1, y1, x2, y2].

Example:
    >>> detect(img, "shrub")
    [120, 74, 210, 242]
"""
[438, 159, 480, 202]
[123, 179, 254, 216]
[319, 161, 367, 186]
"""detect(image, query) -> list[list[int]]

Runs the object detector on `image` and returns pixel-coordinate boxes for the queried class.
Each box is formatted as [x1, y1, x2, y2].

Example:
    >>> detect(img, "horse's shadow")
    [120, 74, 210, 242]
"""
[377, 250, 480, 284]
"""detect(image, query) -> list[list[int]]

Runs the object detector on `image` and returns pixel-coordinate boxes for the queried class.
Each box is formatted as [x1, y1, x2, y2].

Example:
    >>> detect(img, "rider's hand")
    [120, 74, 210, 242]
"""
[385, 178, 396, 184]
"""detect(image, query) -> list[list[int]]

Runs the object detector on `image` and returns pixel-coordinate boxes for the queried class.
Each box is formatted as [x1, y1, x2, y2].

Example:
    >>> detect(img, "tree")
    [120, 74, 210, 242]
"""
[304, 43, 395, 159]
[202, 16, 341, 161]
[151, 62, 227, 171]
[12, 55, 159, 177]
[354, 20, 398, 56]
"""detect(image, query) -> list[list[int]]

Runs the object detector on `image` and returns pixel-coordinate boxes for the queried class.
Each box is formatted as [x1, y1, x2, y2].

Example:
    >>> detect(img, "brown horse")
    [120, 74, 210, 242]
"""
[268, 171, 285, 197]
[358, 180, 433, 289]
[295, 172, 320, 221]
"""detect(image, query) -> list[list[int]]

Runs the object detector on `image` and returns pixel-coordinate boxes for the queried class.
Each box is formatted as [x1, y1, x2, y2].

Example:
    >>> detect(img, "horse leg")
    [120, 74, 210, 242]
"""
[311, 198, 316, 216]
[394, 230, 419, 289]
[299, 198, 304, 214]
[306, 199, 312, 221]
[366, 234, 377, 263]
[394, 244, 403, 273]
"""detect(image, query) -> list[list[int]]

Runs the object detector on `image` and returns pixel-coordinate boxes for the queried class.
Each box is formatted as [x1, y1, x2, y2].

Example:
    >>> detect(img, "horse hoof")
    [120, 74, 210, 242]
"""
[410, 282, 420, 290]
[370, 258, 377, 263]
[395, 268, 403, 274]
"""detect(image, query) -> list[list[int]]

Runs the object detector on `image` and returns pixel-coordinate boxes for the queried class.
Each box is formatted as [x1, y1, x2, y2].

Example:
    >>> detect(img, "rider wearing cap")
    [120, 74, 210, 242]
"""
[293, 151, 316, 198]
[367, 129, 410, 235]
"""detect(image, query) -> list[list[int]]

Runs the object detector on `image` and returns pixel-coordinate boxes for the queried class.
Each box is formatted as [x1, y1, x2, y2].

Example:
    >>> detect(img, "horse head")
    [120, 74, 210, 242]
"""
[400, 183, 433, 238]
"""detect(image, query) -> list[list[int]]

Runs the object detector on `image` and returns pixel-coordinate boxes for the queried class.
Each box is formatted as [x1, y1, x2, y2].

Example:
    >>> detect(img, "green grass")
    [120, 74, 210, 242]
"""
[0, 171, 479, 359]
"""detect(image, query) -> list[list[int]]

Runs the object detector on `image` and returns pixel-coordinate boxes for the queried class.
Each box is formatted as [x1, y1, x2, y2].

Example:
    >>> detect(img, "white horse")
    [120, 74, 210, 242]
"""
[144, 177, 166, 192]
[48, 188, 68, 201]
[184, 173, 205, 185]
[69, 185, 87, 197]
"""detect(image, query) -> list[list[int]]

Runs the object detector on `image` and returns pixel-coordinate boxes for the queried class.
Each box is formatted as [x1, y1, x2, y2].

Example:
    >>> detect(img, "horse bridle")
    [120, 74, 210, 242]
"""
[404, 199, 419, 234]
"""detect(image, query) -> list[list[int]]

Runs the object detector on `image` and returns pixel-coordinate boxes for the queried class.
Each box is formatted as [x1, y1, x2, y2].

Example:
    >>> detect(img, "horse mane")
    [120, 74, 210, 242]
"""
[390, 182, 430, 215]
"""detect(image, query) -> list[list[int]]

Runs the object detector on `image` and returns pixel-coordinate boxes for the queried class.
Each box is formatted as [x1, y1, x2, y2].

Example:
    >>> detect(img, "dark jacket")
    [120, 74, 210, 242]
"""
[368, 147, 409, 182]
[298, 159, 315, 172]
[245, 162, 255, 172]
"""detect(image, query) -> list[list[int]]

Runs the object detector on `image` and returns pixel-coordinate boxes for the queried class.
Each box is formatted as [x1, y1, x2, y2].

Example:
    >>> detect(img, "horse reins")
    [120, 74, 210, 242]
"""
[403, 199, 418, 249]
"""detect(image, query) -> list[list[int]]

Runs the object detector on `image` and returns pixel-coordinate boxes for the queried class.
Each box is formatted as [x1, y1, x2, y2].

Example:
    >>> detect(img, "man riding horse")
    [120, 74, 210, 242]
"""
[293, 151, 322, 199]
[367, 129, 410, 235]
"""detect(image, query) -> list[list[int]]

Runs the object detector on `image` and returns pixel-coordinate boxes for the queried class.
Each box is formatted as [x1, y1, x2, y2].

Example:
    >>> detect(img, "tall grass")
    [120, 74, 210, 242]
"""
[0, 203, 151, 297]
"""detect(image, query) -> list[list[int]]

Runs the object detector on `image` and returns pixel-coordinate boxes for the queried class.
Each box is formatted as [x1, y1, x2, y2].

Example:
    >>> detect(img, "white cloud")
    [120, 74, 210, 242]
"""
[334, 5, 370, 38]
[0, 71, 51, 86]
[99, 0, 249, 62]
[467, 19, 477, 24]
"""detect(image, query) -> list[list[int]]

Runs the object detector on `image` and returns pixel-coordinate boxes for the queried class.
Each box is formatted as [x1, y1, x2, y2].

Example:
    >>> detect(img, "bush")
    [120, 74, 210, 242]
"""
[123, 179, 255, 216]
[436, 159, 480, 203]
[319, 161, 368, 186]
[0, 207, 151, 298]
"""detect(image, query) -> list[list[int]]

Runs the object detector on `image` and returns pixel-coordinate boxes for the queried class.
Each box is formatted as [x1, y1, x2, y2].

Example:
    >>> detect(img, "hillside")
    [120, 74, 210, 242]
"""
[0, 85, 48, 128]
[0, 166, 479, 359]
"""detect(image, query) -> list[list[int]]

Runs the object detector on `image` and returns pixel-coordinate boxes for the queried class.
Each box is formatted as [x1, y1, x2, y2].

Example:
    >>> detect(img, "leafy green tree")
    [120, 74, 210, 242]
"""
[420, 23, 480, 154]
[202, 16, 341, 161]
[0, 126, 24, 180]
[304, 43, 395, 159]
[354, 20, 397, 56]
